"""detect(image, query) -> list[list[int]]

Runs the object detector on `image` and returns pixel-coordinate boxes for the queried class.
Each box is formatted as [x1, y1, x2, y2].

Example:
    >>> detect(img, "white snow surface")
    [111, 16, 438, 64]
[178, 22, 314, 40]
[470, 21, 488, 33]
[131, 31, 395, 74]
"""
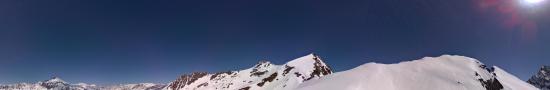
[494, 66, 540, 90]
[296, 55, 539, 90]
[43, 77, 66, 84]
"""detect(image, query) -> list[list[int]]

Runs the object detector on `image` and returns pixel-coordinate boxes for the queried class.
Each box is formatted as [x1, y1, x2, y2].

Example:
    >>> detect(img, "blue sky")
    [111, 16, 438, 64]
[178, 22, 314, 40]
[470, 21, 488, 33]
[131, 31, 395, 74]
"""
[0, 0, 548, 85]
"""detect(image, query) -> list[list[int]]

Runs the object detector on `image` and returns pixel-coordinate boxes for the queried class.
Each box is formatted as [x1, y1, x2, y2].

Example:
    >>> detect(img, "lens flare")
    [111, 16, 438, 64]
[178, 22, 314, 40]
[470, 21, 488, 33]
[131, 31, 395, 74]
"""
[524, 0, 544, 4]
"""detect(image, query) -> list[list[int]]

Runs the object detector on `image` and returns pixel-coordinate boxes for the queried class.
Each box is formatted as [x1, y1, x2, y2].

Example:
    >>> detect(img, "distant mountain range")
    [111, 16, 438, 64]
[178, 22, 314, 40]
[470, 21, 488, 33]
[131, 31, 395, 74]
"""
[0, 77, 164, 90]
[0, 54, 546, 90]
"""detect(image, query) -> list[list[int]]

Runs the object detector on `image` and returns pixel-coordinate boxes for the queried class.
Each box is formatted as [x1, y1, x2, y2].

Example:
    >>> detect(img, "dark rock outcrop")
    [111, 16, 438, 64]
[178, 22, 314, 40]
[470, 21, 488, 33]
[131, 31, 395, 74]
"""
[528, 66, 550, 90]
[168, 72, 208, 90]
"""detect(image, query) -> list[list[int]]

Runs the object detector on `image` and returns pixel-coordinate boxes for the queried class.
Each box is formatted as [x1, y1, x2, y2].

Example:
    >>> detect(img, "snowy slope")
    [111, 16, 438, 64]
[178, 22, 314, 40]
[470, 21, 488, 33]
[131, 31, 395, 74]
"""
[528, 66, 550, 90]
[296, 55, 539, 90]
[101, 83, 166, 90]
[164, 54, 332, 90]
[494, 66, 540, 90]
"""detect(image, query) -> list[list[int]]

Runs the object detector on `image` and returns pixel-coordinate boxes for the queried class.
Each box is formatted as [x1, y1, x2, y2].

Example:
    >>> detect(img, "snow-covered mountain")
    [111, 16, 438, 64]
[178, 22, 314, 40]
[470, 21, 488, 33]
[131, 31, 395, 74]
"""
[0, 54, 539, 90]
[295, 55, 539, 90]
[0, 77, 99, 90]
[0, 77, 165, 90]
[164, 53, 332, 90]
[528, 66, 550, 90]
[101, 83, 166, 90]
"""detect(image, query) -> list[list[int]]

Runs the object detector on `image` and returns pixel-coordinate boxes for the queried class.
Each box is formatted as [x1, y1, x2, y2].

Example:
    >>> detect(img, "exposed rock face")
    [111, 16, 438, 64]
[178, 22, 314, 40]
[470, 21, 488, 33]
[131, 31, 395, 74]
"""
[168, 72, 209, 90]
[474, 66, 504, 90]
[306, 54, 332, 81]
[528, 66, 550, 90]
[164, 53, 333, 90]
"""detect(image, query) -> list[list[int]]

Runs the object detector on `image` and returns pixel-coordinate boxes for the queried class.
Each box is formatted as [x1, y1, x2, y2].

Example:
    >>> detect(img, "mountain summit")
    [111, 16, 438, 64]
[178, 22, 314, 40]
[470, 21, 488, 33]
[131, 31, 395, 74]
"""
[164, 53, 333, 90]
[528, 66, 550, 90]
[37, 77, 70, 89]
[42, 77, 66, 84]
[296, 55, 538, 90]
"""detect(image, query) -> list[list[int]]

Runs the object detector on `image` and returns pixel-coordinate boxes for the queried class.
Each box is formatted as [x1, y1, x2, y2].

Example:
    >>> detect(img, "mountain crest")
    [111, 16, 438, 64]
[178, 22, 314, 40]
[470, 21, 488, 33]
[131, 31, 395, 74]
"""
[284, 53, 332, 78]
[286, 54, 322, 66]
[164, 54, 334, 90]
[45, 77, 66, 83]
[253, 60, 273, 69]
[528, 65, 550, 90]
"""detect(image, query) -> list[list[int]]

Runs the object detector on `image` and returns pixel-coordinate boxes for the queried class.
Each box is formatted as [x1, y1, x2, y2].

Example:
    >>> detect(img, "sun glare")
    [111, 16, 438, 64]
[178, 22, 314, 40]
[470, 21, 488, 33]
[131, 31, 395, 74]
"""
[524, 0, 544, 4]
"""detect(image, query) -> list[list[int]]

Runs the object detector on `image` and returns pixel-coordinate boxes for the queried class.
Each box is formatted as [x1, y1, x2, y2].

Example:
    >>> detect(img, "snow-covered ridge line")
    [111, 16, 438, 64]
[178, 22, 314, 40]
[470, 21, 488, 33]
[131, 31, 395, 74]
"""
[296, 55, 539, 90]
[164, 53, 333, 90]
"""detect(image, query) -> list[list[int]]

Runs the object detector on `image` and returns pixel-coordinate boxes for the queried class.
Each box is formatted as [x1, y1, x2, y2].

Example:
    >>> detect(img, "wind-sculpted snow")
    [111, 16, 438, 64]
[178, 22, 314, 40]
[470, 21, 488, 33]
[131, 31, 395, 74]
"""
[296, 55, 539, 90]
[164, 54, 333, 90]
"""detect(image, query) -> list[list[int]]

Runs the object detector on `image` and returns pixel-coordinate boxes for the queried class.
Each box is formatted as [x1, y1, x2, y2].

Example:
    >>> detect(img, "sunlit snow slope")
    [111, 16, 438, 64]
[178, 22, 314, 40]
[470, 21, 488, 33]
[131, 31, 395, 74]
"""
[296, 55, 539, 90]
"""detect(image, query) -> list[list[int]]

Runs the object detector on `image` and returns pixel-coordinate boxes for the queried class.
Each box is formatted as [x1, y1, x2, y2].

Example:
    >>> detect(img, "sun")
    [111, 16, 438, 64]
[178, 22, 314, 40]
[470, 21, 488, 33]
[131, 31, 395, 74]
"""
[519, 0, 546, 8]
[526, 0, 544, 4]
[524, 0, 545, 4]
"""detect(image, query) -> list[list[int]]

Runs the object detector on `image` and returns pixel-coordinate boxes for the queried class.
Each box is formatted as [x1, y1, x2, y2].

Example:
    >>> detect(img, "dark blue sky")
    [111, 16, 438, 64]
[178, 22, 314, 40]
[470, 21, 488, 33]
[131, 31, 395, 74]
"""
[0, 0, 548, 85]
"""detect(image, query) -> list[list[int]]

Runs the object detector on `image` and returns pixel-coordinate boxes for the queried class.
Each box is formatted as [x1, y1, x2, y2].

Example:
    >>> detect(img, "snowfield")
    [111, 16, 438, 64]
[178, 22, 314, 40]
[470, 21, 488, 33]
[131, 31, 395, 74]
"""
[296, 55, 539, 90]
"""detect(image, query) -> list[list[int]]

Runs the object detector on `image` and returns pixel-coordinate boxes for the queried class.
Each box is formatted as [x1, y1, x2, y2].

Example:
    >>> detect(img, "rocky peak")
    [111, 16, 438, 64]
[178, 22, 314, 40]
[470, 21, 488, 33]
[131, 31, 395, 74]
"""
[528, 65, 550, 90]
[284, 53, 332, 81]
[286, 54, 332, 72]
[168, 72, 208, 90]
[310, 54, 332, 77]
[253, 60, 272, 69]
[250, 60, 274, 77]
[38, 77, 70, 89]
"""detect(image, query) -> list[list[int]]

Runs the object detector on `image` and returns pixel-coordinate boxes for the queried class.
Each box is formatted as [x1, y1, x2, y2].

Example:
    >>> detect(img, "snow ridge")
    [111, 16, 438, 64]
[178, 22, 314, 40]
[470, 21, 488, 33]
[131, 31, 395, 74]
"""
[296, 55, 539, 90]
[164, 53, 333, 90]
